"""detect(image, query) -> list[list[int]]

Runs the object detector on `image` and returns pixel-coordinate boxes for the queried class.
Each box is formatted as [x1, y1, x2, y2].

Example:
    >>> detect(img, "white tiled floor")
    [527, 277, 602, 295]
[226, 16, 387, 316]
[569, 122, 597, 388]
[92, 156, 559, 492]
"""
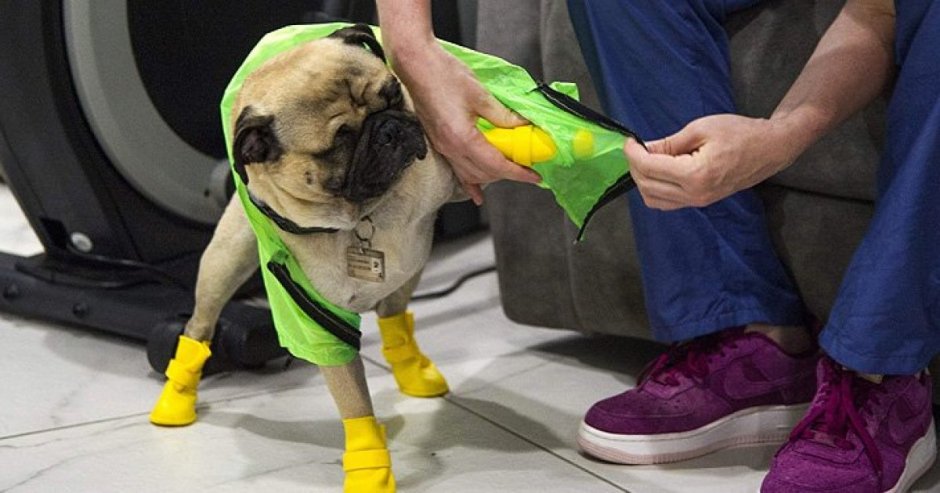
[1, 184, 938, 493]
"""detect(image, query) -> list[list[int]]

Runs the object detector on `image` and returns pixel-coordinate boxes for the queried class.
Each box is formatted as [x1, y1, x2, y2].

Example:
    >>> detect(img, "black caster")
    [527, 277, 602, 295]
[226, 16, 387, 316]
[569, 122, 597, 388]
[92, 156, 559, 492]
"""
[146, 309, 286, 375]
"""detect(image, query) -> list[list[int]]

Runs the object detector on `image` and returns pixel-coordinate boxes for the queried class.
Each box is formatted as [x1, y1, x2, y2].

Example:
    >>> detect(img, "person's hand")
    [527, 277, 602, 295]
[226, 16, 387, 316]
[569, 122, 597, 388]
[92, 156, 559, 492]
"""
[389, 43, 541, 204]
[624, 114, 800, 210]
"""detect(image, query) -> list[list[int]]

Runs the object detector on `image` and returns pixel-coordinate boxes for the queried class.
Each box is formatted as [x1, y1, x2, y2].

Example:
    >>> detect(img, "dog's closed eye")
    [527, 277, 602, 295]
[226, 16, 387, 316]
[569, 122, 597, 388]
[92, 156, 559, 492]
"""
[311, 123, 358, 162]
[335, 124, 356, 143]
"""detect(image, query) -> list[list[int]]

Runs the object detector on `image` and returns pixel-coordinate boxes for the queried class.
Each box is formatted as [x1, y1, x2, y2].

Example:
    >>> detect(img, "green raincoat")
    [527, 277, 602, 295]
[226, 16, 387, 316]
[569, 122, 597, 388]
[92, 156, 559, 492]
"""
[220, 23, 637, 366]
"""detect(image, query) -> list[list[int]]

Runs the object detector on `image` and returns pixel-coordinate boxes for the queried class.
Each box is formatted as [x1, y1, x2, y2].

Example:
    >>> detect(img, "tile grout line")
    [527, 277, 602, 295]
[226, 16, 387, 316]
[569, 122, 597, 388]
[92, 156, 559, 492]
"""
[0, 413, 152, 442]
[0, 356, 386, 443]
[442, 395, 633, 493]
[0, 357, 397, 443]
[0, 380, 314, 442]
[359, 353, 634, 493]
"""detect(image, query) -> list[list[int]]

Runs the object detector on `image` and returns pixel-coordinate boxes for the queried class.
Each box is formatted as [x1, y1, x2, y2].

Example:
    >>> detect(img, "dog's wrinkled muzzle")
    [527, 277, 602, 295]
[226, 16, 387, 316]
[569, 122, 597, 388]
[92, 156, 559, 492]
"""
[342, 110, 427, 203]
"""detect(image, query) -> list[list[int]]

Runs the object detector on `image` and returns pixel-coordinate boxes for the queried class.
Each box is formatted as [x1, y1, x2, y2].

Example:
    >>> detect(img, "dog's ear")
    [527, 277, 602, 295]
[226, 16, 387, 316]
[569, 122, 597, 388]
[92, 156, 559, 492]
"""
[233, 107, 283, 184]
[343, 110, 427, 202]
[329, 23, 386, 64]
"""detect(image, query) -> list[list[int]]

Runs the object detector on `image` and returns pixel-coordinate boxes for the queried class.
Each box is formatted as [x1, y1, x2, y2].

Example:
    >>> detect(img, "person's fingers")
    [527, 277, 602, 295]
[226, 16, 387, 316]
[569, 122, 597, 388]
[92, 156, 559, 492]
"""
[630, 159, 685, 195]
[465, 131, 542, 183]
[626, 138, 701, 186]
[631, 166, 688, 205]
[462, 182, 484, 205]
[632, 171, 687, 209]
[501, 162, 543, 184]
[475, 92, 528, 128]
[629, 138, 715, 209]
[646, 121, 707, 156]
[642, 196, 687, 211]
[626, 138, 682, 185]
[644, 138, 667, 155]
[625, 137, 661, 164]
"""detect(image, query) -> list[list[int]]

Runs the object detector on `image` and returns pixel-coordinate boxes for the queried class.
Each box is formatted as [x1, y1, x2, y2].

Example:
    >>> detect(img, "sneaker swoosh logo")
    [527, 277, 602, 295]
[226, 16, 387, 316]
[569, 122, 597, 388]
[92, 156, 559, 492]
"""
[721, 359, 789, 400]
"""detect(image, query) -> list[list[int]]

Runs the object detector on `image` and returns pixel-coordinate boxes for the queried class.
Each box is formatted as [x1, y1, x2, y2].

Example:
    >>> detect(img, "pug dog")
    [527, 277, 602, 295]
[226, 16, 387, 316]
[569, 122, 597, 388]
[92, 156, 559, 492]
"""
[149, 24, 463, 492]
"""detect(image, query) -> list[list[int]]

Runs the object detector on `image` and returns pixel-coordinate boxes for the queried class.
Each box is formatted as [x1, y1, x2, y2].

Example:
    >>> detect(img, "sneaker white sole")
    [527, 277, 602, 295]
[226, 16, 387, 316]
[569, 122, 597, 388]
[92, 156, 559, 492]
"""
[886, 418, 937, 493]
[578, 403, 810, 465]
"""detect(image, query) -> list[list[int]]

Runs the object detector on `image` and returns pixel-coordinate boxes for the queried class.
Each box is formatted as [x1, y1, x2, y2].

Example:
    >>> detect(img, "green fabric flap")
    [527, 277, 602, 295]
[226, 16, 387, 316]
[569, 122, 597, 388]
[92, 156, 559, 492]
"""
[435, 38, 631, 229]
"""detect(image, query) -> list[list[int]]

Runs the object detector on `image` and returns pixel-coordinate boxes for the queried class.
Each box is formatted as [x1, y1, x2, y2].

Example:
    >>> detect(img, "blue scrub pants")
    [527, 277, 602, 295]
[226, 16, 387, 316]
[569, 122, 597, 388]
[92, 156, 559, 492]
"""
[567, 0, 940, 375]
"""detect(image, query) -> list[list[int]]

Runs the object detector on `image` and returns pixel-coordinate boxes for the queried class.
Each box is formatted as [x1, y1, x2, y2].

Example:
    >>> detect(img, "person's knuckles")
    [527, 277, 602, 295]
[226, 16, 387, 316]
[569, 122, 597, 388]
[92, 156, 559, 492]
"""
[624, 139, 647, 159]
[637, 185, 661, 206]
[653, 137, 672, 156]
[453, 166, 479, 184]
[629, 153, 653, 175]
[683, 158, 720, 198]
[464, 168, 492, 183]
[645, 196, 676, 211]
[688, 194, 713, 208]
[687, 180, 724, 207]
[436, 122, 476, 150]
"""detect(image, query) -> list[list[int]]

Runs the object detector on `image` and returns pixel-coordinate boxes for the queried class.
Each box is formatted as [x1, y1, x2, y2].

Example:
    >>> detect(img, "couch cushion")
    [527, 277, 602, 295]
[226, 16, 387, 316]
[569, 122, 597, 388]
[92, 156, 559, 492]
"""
[486, 181, 652, 337]
[758, 184, 873, 320]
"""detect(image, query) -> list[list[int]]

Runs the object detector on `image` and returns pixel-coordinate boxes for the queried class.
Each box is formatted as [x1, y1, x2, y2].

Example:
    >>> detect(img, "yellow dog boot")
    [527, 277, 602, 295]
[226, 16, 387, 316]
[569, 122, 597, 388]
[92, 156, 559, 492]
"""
[149, 335, 211, 426]
[378, 311, 448, 397]
[343, 416, 395, 493]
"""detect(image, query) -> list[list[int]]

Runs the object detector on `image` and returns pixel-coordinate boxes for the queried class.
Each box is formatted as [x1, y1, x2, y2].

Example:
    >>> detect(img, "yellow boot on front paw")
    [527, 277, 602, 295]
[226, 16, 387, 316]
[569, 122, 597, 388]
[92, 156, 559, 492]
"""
[149, 335, 211, 426]
[378, 311, 448, 397]
[343, 416, 396, 493]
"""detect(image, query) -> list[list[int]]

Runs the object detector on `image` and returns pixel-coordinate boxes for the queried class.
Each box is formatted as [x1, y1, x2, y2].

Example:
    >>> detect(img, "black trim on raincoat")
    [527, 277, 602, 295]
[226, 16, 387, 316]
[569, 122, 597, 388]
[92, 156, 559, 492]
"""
[534, 83, 643, 241]
[266, 261, 362, 350]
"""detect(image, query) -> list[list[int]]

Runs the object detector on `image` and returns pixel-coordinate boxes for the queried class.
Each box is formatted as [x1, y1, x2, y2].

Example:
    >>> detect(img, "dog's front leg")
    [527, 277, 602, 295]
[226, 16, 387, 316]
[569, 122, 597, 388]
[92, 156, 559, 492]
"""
[375, 271, 449, 398]
[150, 198, 259, 427]
[322, 357, 395, 493]
[186, 198, 259, 341]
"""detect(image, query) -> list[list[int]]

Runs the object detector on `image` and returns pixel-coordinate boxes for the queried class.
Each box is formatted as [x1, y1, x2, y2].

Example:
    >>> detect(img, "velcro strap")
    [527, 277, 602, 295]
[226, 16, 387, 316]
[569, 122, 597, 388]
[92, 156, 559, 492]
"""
[381, 341, 420, 363]
[165, 359, 198, 387]
[343, 449, 391, 472]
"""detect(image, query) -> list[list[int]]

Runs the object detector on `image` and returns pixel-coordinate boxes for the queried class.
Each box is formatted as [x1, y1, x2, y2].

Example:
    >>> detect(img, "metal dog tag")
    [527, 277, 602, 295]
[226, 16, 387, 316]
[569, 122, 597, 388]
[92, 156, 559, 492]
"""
[346, 246, 386, 283]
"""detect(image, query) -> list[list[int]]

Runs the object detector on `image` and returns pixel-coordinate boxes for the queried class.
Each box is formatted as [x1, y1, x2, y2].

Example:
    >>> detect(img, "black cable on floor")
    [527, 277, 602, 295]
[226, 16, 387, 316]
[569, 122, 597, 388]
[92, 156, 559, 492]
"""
[410, 265, 496, 301]
[62, 245, 192, 290]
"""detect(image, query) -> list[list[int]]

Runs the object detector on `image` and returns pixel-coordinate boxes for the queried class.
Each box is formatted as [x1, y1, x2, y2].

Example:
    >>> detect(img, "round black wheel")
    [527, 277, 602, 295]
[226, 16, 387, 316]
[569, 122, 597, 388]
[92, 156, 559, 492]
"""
[146, 316, 188, 374]
[146, 313, 283, 375]
[218, 315, 287, 370]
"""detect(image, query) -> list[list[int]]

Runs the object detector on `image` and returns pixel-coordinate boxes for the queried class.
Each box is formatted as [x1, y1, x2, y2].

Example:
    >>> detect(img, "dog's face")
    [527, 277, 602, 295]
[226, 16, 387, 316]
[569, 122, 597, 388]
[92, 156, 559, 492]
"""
[231, 25, 428, 231]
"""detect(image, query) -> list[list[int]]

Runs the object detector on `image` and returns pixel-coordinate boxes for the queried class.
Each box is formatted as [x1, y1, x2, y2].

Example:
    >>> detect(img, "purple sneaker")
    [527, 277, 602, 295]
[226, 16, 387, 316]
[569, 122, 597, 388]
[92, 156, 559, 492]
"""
[578, 328, 818, 464]
[761, 357, 936, 493]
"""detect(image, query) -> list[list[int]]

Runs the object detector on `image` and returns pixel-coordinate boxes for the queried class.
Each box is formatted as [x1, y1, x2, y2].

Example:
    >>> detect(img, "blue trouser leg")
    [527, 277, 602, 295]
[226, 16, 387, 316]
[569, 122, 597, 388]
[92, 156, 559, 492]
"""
[820, 0, 940, 375]
[567, 0, 804, 341]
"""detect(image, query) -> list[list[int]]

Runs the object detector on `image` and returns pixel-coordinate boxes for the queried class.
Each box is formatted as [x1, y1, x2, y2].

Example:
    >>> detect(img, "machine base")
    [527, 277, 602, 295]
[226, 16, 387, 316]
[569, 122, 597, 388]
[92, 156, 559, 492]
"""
[0, 251, 284, 374]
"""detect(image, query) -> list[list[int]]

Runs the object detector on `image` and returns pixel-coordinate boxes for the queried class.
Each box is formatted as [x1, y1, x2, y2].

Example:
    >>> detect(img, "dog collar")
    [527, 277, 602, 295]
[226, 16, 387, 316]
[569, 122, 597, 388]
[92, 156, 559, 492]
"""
[247, 192, 340, 236]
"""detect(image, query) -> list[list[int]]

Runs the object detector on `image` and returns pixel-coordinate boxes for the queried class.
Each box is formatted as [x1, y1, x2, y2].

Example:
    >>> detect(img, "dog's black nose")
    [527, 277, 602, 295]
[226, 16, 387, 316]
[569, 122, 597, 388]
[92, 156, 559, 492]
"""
[341, 111, 426, 203]
[380, 79, 403, 109]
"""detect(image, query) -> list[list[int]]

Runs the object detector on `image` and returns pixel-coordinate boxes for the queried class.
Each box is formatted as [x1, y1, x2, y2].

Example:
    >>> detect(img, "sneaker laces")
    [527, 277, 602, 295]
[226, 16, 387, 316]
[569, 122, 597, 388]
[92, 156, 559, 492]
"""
[787, 358, 883, 483]
[638, 330, 743, 387]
